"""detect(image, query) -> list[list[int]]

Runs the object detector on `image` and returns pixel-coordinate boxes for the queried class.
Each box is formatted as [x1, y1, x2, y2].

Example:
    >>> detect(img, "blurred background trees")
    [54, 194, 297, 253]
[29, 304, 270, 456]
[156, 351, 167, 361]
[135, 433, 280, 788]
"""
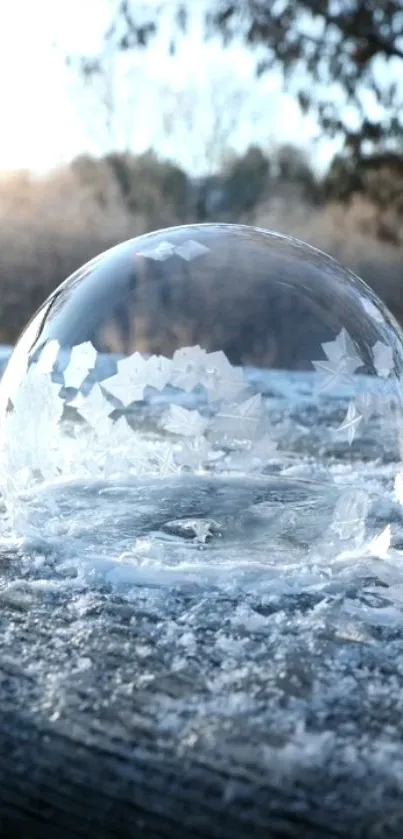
[90, 1, 402, 155]
[67, 0, 403, 240]
[0, 0, 401, 342]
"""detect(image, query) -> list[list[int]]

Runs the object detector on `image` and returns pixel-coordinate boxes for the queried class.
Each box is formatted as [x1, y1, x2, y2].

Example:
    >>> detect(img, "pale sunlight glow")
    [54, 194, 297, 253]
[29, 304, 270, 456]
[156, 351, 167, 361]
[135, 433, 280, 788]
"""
[0, 0, 335, 174]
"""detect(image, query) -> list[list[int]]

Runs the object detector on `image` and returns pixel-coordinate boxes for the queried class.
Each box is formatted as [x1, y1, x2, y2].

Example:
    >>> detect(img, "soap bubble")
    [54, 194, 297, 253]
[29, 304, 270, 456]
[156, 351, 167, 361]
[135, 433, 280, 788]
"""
[1, 223, 403, 567]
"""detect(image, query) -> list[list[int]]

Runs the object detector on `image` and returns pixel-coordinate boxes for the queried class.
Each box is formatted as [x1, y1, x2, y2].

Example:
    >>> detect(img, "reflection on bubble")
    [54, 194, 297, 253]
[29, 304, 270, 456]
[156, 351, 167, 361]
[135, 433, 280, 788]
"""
[0, 223, 403, 570]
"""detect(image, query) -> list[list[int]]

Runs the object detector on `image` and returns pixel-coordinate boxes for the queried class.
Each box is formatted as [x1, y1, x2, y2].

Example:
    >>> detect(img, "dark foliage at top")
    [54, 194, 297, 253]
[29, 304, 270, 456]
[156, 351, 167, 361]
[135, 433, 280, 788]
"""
[69, 1, 403, 240]
[84, 0, 403, 163]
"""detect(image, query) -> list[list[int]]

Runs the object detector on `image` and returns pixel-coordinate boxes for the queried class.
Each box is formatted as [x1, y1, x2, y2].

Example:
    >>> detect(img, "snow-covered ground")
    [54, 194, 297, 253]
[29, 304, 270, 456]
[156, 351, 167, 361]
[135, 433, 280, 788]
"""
[2, 347, 403, 831]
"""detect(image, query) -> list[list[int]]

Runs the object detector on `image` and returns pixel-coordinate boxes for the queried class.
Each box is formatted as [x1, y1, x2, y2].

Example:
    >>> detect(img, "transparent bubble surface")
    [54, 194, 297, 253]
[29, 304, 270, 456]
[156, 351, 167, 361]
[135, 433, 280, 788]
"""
[1, 222, 403, 581]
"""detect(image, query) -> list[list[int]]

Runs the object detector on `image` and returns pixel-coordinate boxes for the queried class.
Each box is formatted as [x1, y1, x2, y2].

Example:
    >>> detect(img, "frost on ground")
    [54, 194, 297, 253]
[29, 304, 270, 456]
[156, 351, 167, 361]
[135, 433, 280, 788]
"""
[2, 547, 403, 834]
[2, 367, 403, 835]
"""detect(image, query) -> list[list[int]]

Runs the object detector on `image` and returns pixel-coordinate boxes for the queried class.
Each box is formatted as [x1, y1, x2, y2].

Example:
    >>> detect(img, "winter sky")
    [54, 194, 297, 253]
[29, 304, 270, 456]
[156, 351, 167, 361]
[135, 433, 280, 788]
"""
[0, 0, 351, 175]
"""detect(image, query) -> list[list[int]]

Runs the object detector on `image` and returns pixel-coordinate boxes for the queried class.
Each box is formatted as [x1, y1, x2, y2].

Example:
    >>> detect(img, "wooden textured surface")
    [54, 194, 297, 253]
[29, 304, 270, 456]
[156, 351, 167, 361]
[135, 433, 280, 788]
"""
[1, 545, 403, 839]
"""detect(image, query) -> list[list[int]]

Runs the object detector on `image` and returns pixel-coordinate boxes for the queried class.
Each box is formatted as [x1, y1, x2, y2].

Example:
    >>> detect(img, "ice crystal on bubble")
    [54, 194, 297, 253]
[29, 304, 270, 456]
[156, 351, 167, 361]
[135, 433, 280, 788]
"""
[170, 346, 207, 392]
[372, 340, 394, 379]
[336, 402, 363, 446]
[138, 241, 176, 261]
[330, 490, 370, 542]
[211, 394, 267, 442]
[163, 405, 209, 438]
[71, 384, 112, 431]
[367, 525, 391, 559]
[360, 296, 384, 324]
[36, 339, 60, 375]
[322, 328, 362, 367]
[64, 342, 97, 390]
[176, 437, 212, 470]
[202, 351, 247, 402]
[103, 352, 148, 405]
[137, 238, 210, 263]
[146, 355, 172, 391]
[151, 443, 177, 477]
[5, 366, 63, 482]
[312, 328, 363, 392]
[1, 223, 402, 570]
[355, 390, 377, 423]
[174, 240, 210, 261]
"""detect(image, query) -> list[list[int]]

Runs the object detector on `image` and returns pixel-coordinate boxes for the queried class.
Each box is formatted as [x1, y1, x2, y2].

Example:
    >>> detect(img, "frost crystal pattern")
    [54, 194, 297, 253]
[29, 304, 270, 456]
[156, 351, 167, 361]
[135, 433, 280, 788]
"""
[137, 238, 210, 262]
[1, 339, 273, 488]
[312, 327, 396, 446]
[0, 224, 402, 567]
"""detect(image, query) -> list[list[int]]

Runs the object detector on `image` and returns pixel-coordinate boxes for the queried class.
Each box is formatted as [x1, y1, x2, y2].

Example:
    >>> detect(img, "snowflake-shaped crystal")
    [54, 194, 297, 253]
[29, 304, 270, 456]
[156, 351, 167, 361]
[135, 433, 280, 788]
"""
[355, 390, 378, 422]
[163, 404, 209, 437]
[336, 401, 363, 445]
[103, 351, 148, 405]
[64, 342, 97, 390]
[372, 340, 394, 378]
[146, 354, 172, 391]
[174, 240, 210, 261]
[71, 383, 111, 430]
[201, 350, 247, 402]
[322, 328, 362, 367]
[312, 328, 363, 391]
[137, 238, 209, 263]
[170, 345, 207, 392]
[137, 241, 176, 261]
[211, 393, 266, 442]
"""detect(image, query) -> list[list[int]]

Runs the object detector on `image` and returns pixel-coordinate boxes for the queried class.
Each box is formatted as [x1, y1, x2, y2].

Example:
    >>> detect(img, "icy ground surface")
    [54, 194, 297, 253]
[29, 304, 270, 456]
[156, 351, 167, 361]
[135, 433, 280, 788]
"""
[2, 348, 403, 831]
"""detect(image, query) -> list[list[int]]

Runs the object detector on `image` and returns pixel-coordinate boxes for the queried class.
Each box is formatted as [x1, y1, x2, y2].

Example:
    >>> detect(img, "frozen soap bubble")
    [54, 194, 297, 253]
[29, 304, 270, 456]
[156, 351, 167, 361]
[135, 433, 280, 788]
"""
[0, 222, 403, 568]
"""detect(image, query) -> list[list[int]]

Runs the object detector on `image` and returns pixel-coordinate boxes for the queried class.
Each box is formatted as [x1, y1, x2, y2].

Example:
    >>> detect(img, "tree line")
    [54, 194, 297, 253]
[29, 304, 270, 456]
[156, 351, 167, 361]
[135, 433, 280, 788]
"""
[71, 142, 403, 245]
[67, 0, 403, 244]
[0, 138, 402, 350]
